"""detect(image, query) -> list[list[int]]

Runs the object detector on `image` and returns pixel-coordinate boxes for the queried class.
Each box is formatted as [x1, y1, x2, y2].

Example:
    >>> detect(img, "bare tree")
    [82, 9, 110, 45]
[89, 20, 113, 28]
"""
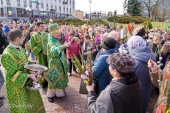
[157, 0, 170, 21]
[139, 0, 163, 19]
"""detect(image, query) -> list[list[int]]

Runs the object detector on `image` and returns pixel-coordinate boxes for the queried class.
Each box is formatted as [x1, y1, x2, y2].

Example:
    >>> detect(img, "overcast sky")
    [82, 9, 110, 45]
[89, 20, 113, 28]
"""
[75, 0, 125, 14]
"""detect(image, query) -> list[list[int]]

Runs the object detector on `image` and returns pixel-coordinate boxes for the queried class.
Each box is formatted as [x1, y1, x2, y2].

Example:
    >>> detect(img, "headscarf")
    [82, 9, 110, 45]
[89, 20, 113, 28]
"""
[127, 36, 146, 50]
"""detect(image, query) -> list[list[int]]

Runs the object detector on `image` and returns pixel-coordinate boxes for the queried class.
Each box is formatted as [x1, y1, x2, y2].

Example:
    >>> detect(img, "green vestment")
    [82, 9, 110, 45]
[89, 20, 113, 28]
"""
[1, 46, 45, 113]
[30, 32, 48, 67]
[45, 35, 69, 89]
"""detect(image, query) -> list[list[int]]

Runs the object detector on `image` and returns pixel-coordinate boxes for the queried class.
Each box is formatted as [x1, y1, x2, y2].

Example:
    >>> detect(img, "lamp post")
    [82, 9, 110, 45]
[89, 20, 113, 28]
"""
[41, 8, 44, 20]
[89, 0, 92, 20]
[26, 6, 32, 22]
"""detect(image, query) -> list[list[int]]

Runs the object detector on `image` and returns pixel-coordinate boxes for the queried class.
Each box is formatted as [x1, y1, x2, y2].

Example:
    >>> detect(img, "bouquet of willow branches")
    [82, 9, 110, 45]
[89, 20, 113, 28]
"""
[72, 54, 93, 85]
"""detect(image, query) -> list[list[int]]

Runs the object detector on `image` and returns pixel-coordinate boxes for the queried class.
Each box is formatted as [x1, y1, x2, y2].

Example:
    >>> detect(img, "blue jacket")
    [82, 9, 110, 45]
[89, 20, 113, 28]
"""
[128, 46, 156, 113]
[93, 48, 118, 95]
[4, 25, 10, 33]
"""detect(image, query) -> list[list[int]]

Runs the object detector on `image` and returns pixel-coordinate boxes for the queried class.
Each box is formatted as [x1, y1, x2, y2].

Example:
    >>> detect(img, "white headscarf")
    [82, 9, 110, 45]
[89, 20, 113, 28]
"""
[127, 36, 146, 50]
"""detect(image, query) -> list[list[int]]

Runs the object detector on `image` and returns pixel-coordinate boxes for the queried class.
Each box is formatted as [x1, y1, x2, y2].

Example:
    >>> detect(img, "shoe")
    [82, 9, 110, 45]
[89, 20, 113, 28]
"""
[68, 73, 72, 76]
[0, 96, 4, 101]
[42, 81, 48, 89]
[154, 87, 159, 95]
[48, 97, 54, 103]
[0, 100, 3, 106]
[74, 70, 78, 74]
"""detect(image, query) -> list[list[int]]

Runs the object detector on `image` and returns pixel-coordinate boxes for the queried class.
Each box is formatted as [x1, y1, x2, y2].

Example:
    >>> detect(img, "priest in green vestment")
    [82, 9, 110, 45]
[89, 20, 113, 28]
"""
[30, 21, 48, 88]
[1, 29, 45, 113]
[45, 23, 71, 102]
[30, 21, 48, 67]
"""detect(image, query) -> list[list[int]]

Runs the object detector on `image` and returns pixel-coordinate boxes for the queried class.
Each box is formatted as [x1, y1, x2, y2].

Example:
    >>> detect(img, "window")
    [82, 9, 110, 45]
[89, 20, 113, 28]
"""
[55, 5, 57, 9]
[36, 3, 38, 8]
[51, 5, 53, 9]
[73, 0, 74, 5]
[59, 6, 61, 12]
[41, 4, 43, 8]
[29, 3, 32, 8]
[70, 0, 71, 4]
[17, 8, 22, 17]
[6, 0, 11, 5]
[46, 4, 48, 10]
[23, 0, 27, 7]
[70, 8, 71, 13]
[67, 8, 68, 13]
[17, 0, 20, 6]
[7, 7, 12, 16]
[63, 7, 65, 13]
[1, 0, 3, 5]
[59, 0, 61, 2]
[23, 9, 27, 17]
[1, 8, 4, 16]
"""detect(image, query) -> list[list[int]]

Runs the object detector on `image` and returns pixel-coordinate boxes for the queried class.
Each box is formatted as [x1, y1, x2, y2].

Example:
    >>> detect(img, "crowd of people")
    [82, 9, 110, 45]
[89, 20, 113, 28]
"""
[0, 19, 170, 113]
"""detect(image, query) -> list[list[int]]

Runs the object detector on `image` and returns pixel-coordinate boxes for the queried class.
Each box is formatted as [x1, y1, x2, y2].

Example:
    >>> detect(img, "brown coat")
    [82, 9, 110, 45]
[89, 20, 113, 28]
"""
[149, 65, 170, 113]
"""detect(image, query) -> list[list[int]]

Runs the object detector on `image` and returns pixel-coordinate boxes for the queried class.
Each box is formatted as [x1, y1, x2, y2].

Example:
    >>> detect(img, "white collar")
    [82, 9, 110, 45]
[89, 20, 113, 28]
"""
[38, 31, 44, 34]
[9, 43, 20, 48]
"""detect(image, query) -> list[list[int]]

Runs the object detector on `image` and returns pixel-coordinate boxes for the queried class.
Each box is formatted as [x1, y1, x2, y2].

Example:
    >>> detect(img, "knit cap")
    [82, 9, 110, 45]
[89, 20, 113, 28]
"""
[107, 53, 135, 73]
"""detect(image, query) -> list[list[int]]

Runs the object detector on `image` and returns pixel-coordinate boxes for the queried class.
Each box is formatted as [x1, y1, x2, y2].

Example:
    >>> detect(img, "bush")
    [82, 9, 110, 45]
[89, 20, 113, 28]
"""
[144, 19, 153, 30]
[107, 16, 149, 24]
[44, 19, 108, 26]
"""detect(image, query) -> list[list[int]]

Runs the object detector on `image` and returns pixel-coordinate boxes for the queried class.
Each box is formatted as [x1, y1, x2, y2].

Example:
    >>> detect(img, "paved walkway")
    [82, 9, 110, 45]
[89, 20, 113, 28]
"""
[0, 72, 89, 113]
[0, 66, 158, 113]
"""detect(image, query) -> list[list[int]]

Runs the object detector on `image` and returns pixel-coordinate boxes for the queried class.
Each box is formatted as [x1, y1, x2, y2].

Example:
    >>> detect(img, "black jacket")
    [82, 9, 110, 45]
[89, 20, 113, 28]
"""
[0, 32, 9, 54]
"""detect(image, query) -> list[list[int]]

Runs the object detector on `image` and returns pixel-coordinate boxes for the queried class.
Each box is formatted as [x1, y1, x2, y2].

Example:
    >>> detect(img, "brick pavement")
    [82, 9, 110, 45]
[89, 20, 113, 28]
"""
[0, 72, 89, 113]
[0, 66, 158, 113]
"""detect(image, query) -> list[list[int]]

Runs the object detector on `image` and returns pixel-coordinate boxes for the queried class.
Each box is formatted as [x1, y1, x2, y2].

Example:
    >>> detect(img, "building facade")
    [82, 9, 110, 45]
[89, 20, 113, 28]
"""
[0, 0, 75, 22]
[74, 9, 84, 19]
[90, 11, 107, 19]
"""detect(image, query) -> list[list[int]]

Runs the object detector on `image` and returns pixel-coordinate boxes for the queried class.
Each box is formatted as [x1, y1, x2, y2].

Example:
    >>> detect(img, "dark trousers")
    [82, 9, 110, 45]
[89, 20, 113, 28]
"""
[0, 69, 4, 90]
[68, 55, 81, 74]
[68, 59, 76, 74]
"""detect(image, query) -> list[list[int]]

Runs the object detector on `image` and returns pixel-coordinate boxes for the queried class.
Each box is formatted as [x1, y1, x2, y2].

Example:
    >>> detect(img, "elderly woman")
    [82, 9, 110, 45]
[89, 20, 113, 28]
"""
[127, 36, 156, 113]
[87, 53, 141, 113]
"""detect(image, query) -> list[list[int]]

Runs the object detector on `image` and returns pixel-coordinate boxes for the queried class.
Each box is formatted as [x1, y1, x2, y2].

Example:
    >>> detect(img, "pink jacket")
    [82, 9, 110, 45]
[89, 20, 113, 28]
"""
[66, 40, 80, 59]
[64, 34, 69, 42]
[94, 34, 104, 45]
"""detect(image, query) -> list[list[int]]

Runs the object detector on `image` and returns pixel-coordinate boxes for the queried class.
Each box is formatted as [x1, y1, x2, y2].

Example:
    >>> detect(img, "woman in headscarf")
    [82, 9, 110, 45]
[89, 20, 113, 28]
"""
[127, 36, 156, 113]
[87, 53, 142, 113]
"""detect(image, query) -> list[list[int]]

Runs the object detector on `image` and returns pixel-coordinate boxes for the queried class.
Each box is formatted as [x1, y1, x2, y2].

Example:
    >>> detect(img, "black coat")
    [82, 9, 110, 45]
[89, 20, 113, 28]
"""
[0, 32, 9, 54]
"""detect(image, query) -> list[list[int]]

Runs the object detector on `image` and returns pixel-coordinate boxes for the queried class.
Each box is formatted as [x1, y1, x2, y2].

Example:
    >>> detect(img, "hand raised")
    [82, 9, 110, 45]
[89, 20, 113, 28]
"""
[28, 73, 39, 83]
[148, 60, 159, 72]
[64, 42, 71, 47]
[86, 83, 95, 92]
